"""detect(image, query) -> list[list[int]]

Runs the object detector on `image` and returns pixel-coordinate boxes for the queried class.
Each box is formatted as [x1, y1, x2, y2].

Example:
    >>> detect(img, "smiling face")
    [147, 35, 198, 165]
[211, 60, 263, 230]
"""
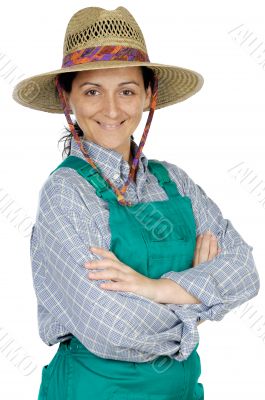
[64, 67, 152, 163]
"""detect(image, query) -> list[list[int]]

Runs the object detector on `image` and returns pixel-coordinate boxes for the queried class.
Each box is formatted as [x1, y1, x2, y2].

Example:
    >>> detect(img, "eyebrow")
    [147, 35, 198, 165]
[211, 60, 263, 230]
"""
[79, 81, 140, 88]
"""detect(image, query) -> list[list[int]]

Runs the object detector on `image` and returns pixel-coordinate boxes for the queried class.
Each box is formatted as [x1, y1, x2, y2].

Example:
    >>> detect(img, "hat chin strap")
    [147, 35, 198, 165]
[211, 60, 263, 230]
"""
[55, 75, 158, 206]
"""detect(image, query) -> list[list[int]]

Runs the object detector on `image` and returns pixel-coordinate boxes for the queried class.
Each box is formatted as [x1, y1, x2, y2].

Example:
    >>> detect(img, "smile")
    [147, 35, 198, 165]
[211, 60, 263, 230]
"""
[97, 121, 125, 130]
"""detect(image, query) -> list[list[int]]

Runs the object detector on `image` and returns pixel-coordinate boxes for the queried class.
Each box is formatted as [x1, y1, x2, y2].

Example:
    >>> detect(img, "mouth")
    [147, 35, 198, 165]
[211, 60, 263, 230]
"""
[96, 120, 126, 130]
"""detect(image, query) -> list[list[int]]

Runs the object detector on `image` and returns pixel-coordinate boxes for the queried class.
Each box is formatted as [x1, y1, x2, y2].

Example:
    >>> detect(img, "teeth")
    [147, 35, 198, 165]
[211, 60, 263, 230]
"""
[98, 121, 125, 127]
[101, 123, 120, 128]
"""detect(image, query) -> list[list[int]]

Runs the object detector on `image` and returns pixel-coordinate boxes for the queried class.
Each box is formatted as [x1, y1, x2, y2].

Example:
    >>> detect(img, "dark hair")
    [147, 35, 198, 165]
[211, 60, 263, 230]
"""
[57, 66, 155, 157]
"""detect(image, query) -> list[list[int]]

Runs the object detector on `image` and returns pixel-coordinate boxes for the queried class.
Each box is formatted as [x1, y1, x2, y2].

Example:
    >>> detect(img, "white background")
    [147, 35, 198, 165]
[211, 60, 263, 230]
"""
[1, 0, 265, 398]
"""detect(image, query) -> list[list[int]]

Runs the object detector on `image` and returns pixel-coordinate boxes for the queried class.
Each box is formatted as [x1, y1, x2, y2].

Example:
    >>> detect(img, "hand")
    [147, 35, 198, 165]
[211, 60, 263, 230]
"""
[192, 230, 221, 267]
[84, 247, 158, 301]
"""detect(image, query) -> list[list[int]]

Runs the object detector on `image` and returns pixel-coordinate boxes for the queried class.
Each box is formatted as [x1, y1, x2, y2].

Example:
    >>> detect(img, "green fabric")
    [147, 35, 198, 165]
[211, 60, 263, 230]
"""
[38, 156, 204, 399]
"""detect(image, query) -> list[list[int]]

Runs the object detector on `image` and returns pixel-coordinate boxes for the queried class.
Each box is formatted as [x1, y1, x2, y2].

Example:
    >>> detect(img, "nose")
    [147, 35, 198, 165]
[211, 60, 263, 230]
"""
[102, 92, 120, 119]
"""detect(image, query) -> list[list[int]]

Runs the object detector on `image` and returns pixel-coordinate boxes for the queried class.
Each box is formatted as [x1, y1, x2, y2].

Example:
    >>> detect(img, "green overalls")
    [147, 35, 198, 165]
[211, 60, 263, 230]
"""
[38, 156, 204, 400]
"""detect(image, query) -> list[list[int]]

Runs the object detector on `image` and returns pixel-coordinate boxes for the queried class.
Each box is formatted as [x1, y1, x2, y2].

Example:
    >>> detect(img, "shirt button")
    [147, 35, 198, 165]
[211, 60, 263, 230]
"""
[113, 173, 120, 180]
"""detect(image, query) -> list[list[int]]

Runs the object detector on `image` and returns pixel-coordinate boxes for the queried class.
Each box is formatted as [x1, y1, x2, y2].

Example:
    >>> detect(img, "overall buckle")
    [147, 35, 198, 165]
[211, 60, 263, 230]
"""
[77, 164, 109, 193]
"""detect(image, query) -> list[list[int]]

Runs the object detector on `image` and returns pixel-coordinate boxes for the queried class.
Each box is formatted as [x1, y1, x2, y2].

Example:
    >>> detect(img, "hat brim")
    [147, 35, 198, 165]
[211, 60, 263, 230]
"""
[12, 61, 204, 114]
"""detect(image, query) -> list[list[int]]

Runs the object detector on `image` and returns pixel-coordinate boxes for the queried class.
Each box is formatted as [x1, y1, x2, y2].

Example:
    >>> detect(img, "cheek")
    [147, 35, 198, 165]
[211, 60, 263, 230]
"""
[73, 101, 96, 118]
[126, 99, 145, 118]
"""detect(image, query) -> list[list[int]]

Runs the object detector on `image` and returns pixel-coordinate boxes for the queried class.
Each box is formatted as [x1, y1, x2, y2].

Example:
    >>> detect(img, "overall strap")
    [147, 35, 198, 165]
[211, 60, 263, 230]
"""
[49, 155, 117, 202]
[147, 160, 181, 198]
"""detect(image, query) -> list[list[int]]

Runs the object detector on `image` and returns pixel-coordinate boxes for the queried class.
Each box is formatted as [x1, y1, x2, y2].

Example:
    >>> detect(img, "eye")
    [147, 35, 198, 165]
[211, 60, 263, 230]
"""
[121, 89, 134, 96]
[84, 89, 100, 96]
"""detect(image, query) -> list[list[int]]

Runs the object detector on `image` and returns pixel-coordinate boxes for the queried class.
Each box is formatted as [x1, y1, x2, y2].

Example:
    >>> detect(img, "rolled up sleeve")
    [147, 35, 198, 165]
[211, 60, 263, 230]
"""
[160, 162, 260, 322]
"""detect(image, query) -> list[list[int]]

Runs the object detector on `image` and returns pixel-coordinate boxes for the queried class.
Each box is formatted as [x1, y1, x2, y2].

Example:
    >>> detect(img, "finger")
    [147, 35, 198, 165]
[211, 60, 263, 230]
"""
[193, 234, 203, 267]
[195, 234, 203, 250]
[90, 246, 118, 261]
[85, 258, 120, 270]
[197, 231, 212, 264]
[88, 267, 123, 281]
[100, 281, 131, 292]
[208, 234, 218, 259]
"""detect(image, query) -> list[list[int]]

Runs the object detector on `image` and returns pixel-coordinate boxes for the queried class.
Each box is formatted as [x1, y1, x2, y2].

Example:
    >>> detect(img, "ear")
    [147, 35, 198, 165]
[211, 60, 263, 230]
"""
[62, 90, 73, 113]
[143, 85, 152, 111]
[62, 90, 69, 104]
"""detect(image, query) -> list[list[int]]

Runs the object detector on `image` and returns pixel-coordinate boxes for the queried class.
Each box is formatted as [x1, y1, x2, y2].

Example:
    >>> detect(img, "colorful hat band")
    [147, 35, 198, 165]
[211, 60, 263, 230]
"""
[62, 45, 150, 67]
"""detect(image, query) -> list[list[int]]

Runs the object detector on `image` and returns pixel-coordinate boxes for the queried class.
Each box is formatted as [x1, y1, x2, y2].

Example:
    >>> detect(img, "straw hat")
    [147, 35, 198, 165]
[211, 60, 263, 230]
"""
[11, 6, 205, 207]
[12, 6, 204, 113]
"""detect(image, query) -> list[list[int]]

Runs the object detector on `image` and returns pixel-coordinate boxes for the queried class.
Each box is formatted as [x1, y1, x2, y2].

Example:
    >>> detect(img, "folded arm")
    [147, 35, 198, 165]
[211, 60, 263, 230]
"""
[32, 174, 201, 362]
[160, 161, 260, 322]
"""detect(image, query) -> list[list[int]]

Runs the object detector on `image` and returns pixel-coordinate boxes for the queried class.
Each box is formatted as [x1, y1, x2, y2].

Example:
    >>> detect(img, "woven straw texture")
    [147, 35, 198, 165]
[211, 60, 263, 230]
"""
[12, 6, 204, 113]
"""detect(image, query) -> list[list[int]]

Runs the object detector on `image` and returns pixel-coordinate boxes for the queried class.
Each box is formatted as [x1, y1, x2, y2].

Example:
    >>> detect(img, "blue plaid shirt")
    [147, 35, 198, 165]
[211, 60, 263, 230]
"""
[30, 136, 260, 361]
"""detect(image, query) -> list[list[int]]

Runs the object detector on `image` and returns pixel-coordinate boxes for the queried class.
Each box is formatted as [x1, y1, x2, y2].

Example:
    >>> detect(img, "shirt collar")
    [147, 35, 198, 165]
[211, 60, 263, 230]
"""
[69, 136, 148, 182]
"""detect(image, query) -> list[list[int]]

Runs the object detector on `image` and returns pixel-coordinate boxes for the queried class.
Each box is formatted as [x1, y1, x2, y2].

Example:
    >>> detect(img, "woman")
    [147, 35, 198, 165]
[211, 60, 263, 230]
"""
[12, 6, 260, 400]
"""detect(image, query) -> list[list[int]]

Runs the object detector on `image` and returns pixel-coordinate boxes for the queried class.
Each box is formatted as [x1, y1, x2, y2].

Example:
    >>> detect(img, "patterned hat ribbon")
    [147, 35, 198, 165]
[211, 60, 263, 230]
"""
[62, 45, 150, 67]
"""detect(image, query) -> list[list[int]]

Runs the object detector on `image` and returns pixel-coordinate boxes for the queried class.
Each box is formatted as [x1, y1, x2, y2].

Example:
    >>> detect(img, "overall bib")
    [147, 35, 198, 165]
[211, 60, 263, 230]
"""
[38, 156, 204, 400]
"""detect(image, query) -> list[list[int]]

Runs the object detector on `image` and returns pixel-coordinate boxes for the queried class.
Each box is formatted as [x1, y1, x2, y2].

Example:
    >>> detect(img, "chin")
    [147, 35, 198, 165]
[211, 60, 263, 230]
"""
[95, 138, 123, 148]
